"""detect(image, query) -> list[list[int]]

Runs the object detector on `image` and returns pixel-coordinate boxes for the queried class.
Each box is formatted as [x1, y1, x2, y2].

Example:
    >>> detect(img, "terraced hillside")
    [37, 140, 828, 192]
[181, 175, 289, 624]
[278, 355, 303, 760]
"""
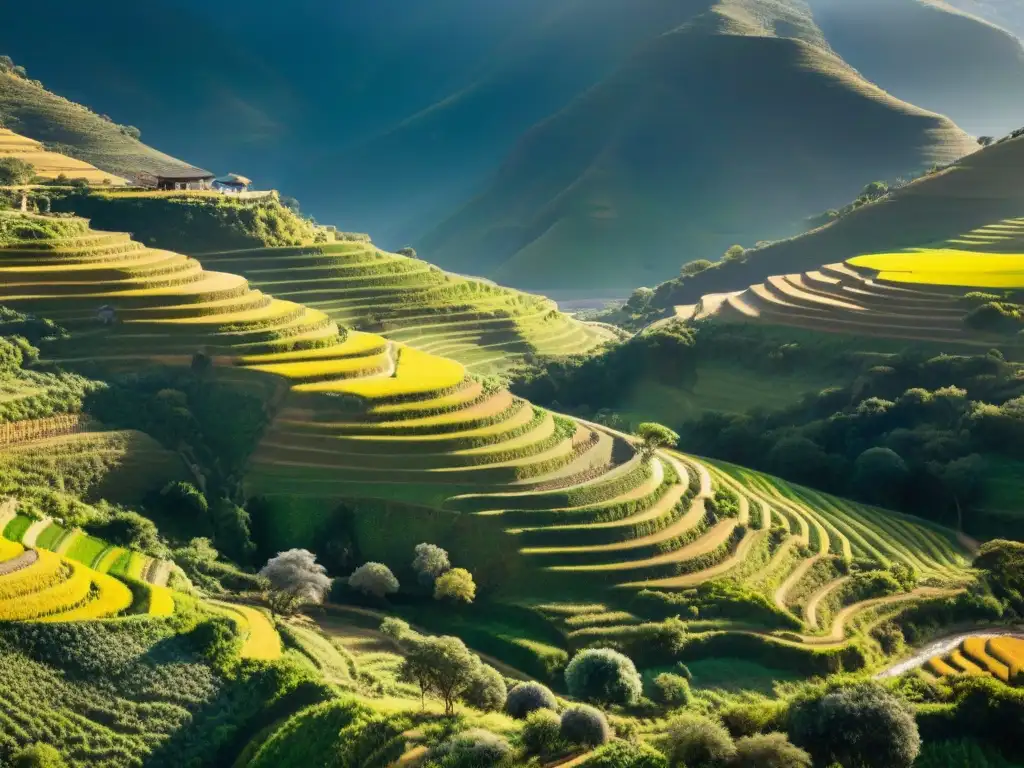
[0, 212, 974, 651]
[680, 216, 1024, 348]
[199, 243, 614, 373]
[927, 635, 1024, 682]
[0, 128, 128, 185]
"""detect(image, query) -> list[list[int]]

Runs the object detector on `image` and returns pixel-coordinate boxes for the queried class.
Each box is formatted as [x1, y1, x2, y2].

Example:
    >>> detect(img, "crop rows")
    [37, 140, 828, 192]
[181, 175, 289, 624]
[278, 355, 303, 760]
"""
[927, 635, 1024, 682]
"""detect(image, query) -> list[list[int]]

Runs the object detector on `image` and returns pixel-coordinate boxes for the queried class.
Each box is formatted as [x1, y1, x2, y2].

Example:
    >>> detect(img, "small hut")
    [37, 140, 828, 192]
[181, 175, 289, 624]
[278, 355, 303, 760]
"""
[213, 173, 252, 194]
[135, 169, 214, 191]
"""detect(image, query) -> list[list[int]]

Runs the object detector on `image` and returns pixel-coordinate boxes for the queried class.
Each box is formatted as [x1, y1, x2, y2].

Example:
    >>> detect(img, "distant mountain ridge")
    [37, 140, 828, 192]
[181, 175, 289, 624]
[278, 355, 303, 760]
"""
[1, 0, 1018, 292]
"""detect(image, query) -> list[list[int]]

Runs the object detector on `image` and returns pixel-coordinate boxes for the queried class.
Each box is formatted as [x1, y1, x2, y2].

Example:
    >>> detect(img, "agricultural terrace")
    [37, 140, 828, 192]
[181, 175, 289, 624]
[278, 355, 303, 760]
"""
[927, 635, 1024, 683]
[686, 216, 1024, 348]
[0, 213, 977, 659]
[0, 128, 129, 185]
[199, 242, 614, 374]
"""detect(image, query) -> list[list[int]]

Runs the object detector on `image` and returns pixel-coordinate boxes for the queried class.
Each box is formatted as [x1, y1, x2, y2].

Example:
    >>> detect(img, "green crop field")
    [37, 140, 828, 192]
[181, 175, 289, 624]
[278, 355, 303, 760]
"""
[198, 242, 614, 374]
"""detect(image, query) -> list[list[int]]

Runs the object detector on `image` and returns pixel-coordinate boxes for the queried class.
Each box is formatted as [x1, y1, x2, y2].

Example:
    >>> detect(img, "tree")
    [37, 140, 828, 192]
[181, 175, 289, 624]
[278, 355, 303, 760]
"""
[0, 157, 36, 186]
[565, 648, 643, 705]
[860, 180, 889, 201]
[853, 447, 909, 507]
[681, 259, 715, 276]
[379, 616, 411, 642]
[506, 681, 558, 719]
[160, 481, 208, 519]
[788, 681, 920, 768]
[978, 136, 995, 147]
[401, 634, 479, 715]
[260, 549, 333, 615]
[347, 562, 399, 600]
[658, 713, 736, 767]
[560, 704, 611, 747]
[722, 244, 746, 262]
[636, 422, 679, 460]
[626, 287, 655, 313]
[463, 663, 507, 711]
[397, 246, 418, 258]
[434, 567, 476, 603]
[210, 498, 257, 563]
[12, 744, 66, 768]
[412, 542, 450, 586]
[121, 125, 142, 140]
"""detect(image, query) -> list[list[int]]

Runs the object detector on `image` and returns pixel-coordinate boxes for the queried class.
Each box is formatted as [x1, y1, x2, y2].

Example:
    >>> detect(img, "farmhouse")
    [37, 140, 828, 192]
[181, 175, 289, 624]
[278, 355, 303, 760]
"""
[135, 168, 215, 190]
[213, 173, 252, 193]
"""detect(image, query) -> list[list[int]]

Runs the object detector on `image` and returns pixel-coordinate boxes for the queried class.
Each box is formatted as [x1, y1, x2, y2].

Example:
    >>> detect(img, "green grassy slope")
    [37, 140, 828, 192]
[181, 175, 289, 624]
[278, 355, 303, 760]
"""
[808, 0, 1024, 136]
[654, 133, 1024, 306]
[420, 3, 976, 294]
[0, 70, 203, 179]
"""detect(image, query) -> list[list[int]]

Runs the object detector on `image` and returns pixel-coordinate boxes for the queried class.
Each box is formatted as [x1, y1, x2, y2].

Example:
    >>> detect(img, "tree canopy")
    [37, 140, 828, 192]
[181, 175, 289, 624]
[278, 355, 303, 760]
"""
[259, 548, 332, 615]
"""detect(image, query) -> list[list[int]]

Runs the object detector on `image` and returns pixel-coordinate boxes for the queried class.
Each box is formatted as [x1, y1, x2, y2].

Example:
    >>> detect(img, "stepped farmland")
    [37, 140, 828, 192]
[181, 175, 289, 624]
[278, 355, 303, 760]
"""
[0, 210, 977, 667]
[0, 128, 128, 185]
[927, 635, 1024, 682]
[679, 216, 1024, 349]
[199, 242, 614, 374]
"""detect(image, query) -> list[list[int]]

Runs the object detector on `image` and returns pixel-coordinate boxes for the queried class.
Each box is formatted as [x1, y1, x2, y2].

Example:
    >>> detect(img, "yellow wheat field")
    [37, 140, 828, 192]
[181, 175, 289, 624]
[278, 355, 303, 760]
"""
[294, 345, 465, 398]
[849, 249, 1024, 288]
[41, 570, 133, 622]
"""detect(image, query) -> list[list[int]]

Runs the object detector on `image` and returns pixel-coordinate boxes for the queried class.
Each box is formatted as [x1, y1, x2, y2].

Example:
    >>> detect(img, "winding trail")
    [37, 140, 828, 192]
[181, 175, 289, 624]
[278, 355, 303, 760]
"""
[801, 587, 961, 646]
[876, 627, 1024, 679]
[0, 549, 37, 576]
[803, 575, 851, 629]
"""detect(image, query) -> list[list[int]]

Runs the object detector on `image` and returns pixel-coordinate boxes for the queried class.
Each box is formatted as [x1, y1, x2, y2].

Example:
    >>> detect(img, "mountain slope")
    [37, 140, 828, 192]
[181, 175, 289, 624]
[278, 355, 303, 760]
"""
[0, 70, 204, 179]
[420, 5, 976, 294]
[943, 0, 1024, 40]
[652, 131, 1024, 306]
[808, 0, 1024, 136]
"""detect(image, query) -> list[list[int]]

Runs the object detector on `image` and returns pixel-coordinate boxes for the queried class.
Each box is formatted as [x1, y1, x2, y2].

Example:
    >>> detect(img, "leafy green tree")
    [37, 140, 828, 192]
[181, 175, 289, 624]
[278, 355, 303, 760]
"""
[160, 481, 208, 519]
[860, 180, 889, 200]
[788, 681, 920, 768]
[12, 744, 66, 768]
[412, 542, 450, 586]
[853, 447, 909, 507]
[626, 287, 655, 313]
[379, 616, 411, 642]
[401, 634, 479, 715]
[636, 422, 680, 459]
[732, 733, 811, 768]
[397, 246, 418, 258]
[565, 648, 643, 705]
[657, 713, 736, 767]
[260, 549, 333, 615]
[347, 561, 399, 600]
[211, 498, 257, 563]
[975, 539, 1024, 612]
[977, 136, 995, 147]
[0, 157, 35, 186]
[434, 567, 476, 603]
[722, 244, 747, 262]
[681, 259, 715, 276]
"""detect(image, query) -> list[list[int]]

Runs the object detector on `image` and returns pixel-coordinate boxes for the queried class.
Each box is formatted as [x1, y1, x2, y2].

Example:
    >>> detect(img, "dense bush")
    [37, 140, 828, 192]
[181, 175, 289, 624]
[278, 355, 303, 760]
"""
[11, 744, 66, 768]
[560, 704, 611, 747]
[505, 681, 558, 719]
[461, 664, 506, 712]
[429, 728, 512, 768]
[586, 740, 669, 768]
[564, 648, 643, 705]
[657, 713, 736, 767]
[347, 562, 399, 599]
[788, 681, 920, 768]
[651, 673, 691, 707]
[732, 733, 811, 768]
[521, 709, 562, 755]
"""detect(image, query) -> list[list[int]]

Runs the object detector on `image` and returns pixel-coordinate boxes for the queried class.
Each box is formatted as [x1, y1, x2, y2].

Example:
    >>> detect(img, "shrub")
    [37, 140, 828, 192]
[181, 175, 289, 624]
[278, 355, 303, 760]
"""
[521, 709, 562, 755]
[505, 681, 558, 719]
[788, 681, 920, 768]
[379, 617, 411, 642]
[462, 664, 506, 712]
[560, 704, 611, 747]
[260, 549, 333, 614]
[429, 728, 512, 768]
[652, 673, 691, 707]
[412, 542, 450, 586]
[565, 648, 643, 705]
[347, 562, 399, 599]
[12, 744, 67, 768]
[681, 259, 714, 276]
[0, 157, 35, 186]
[732, 733, 811, 768]
[657, 713, 736, 767]
[434, 567, 476, 604]
[586, 740, 669, 768]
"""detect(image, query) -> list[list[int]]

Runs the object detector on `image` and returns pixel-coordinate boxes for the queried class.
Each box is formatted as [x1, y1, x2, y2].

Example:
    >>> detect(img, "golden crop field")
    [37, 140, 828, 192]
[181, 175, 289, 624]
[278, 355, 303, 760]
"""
[0, 128, 129, 185]
[927, 635, 1024, 681]
[850, 249, 1024, 288]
